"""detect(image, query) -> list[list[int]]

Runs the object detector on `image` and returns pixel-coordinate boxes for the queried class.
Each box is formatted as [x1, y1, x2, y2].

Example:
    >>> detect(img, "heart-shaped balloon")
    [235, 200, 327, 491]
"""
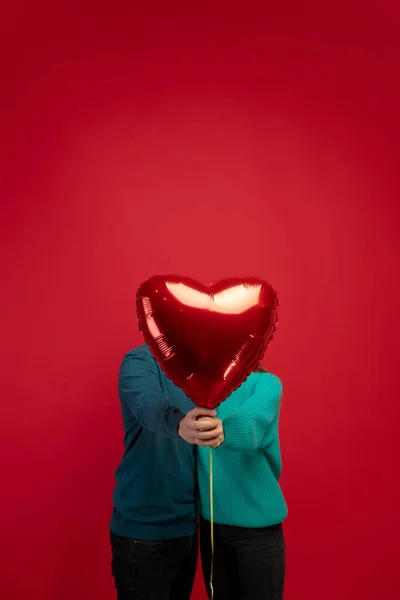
[137, 275, 278, 409]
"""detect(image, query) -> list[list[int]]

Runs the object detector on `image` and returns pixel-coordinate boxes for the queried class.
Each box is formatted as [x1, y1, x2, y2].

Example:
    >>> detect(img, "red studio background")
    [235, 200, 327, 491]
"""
[1, 1, 399, 599]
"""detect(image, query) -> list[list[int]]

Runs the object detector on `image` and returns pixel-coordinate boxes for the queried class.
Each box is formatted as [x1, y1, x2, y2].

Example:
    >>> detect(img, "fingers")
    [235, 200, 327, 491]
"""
[193, 419, 223, 446]
[197, 432, 224, 447]
[211, 433, 225, 448]
[195, 418, 223, 437]
[196, 417, 220, 431]
[196, 426, 223, 441]
[189, 407, 217, 419]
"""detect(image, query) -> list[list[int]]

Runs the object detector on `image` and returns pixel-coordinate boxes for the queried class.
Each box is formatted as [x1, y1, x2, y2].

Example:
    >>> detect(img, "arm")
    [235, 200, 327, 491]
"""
[118, 351, 184, 438]
[118, 351, 223, 443]
[221, 375, 283, 451]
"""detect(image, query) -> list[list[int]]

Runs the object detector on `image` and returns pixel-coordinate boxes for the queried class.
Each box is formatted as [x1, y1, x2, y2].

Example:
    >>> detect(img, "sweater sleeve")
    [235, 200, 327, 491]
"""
[221, 375, 283, 451]
[118, 351, 184, 438]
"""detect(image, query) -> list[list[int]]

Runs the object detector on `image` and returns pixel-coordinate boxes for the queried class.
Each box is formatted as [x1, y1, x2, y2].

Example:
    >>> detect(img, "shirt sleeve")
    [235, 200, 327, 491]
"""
[221, 375, 283, 451]
[118, 351, 185, 438]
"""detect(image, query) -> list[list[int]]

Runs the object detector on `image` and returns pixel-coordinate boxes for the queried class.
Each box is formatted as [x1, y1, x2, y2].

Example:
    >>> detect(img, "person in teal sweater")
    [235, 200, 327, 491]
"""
[197, 365, 287, 600]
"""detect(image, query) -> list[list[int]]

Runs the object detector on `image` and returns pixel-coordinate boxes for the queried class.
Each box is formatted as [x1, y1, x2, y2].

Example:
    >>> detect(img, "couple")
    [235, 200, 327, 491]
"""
[110, 343, 287, 600]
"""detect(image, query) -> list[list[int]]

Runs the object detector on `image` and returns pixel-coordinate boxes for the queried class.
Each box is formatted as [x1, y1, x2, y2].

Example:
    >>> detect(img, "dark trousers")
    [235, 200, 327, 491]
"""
[200, 518, 285, 600]
[110, 531, 198, 600]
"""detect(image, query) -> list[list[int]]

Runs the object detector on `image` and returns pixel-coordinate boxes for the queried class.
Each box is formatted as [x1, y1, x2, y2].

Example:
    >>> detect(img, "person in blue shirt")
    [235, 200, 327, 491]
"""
[197, 365, 287, 600]
[110, 344, 224, 600]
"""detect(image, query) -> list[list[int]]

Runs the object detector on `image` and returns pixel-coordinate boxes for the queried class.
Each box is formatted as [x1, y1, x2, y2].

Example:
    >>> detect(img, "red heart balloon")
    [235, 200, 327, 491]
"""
[136, 275, 278, 409]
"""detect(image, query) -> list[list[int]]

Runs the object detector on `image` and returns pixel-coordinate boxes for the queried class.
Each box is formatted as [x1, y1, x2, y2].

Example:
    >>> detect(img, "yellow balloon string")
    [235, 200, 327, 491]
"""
[209, 447, 214, 600]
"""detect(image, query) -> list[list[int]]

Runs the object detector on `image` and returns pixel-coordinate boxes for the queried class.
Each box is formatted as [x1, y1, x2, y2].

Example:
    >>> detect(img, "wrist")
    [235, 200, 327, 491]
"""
[177, 417, 184, 439]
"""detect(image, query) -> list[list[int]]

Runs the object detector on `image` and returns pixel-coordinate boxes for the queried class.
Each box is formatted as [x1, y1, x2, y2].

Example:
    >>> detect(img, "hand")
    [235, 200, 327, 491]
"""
[178, 407, 224, 446]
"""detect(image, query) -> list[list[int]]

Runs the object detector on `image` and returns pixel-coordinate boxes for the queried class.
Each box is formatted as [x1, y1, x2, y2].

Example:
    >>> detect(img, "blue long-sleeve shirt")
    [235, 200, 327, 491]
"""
[110, 344, 198, 540]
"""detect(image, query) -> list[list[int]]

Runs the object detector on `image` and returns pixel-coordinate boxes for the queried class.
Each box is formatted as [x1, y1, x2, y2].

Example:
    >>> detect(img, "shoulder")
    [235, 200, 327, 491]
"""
[120, 344, 156, 370]
[122, 344, 152, 360]
[247, 372, 283, 397]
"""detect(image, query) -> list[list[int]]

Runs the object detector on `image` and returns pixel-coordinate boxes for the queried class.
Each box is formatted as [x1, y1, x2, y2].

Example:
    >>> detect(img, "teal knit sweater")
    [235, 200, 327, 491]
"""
[197, 372, 288, 528]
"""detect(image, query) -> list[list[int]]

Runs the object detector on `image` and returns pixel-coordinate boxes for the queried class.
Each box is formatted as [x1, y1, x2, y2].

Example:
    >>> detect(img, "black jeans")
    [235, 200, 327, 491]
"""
[110, 531, 198, 600]
[200, 518, 285, 600]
